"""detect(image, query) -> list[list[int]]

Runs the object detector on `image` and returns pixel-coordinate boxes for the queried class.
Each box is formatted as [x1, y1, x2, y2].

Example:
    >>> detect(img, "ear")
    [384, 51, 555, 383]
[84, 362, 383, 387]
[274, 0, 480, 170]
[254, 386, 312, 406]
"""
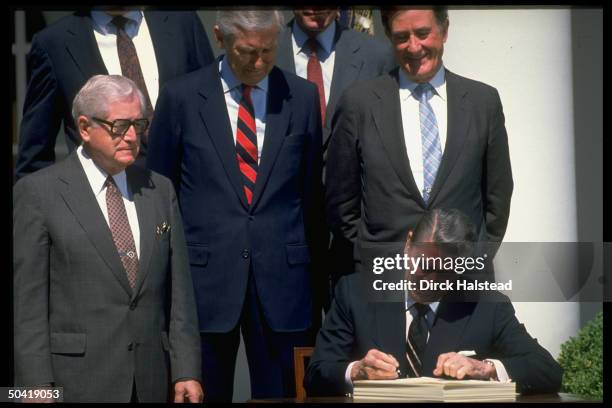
[404, 230, 414, 253]
[78, 115, 91, 143]
[441, 19, 449, 43]
[213, 25, 225, 50]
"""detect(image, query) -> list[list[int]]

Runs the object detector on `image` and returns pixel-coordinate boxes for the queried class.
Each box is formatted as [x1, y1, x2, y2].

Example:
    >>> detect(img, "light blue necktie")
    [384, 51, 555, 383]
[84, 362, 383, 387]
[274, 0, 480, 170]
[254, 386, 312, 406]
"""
[414, 83, 442, 203]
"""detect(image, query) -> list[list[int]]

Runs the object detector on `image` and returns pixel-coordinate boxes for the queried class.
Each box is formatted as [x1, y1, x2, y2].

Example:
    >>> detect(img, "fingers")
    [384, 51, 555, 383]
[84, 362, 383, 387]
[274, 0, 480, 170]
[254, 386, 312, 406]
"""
[434, 353, 482, 379]
[173, 386, 185, 403]
[358, 349, 400, 380]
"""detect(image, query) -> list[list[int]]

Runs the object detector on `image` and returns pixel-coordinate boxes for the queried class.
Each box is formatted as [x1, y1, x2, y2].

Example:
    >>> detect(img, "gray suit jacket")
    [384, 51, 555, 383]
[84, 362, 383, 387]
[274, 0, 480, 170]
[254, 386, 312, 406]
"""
[13, 152, 201, 402]
[325, 68, 513, 265]
[276, 20, 396, 150]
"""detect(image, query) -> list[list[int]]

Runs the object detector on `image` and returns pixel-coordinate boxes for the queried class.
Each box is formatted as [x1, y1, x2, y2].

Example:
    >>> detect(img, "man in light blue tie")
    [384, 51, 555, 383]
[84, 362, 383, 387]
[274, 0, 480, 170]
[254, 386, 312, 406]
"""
[325, 6, 513, 278]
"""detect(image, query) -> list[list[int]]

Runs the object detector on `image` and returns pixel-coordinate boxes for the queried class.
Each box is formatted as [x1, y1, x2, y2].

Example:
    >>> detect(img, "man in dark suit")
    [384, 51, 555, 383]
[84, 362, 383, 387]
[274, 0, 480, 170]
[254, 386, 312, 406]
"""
[13, 75, 203, 403]
[325, 7, 513, 277]
[276, 8, 395, 154]
[276, 8, 396, 305]
[15, 9, 214, 180]
[147, 10, 326, 402]
[305, 209, 562, 396]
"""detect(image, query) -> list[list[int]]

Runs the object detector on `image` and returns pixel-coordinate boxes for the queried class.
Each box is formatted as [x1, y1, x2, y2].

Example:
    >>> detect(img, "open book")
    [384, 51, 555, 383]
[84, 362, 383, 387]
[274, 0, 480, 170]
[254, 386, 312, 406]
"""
[353, 377, 517, 402]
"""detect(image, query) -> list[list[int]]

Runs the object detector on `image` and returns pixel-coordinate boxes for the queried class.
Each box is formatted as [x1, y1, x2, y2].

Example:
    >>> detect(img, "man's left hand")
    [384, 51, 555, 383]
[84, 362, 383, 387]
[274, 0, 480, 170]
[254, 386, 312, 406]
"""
[433, 352, 497, 380]
[174, 380, 204, 403]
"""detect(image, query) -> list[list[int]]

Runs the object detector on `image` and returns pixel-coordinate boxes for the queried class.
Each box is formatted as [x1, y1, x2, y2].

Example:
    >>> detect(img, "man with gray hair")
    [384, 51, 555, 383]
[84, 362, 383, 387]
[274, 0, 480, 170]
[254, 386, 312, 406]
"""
[13, 74, 203, 402]
[147, 9, 326, 402]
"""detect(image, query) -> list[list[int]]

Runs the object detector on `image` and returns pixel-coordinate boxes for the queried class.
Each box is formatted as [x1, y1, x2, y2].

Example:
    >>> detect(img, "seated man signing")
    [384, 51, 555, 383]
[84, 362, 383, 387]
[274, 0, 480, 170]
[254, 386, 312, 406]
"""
[304, 208, 562, 396]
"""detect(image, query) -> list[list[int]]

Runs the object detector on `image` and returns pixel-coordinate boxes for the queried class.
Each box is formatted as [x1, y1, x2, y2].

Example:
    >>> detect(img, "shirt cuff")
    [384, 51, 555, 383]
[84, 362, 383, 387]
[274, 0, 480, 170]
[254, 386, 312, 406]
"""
[345, 361, 359, 389]
[485, 359, 511, 382]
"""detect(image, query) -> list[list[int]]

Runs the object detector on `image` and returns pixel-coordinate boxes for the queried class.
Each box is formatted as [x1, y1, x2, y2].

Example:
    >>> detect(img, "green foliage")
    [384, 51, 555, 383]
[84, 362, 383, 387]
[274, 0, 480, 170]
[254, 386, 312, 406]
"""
[557, 311, 603, 399]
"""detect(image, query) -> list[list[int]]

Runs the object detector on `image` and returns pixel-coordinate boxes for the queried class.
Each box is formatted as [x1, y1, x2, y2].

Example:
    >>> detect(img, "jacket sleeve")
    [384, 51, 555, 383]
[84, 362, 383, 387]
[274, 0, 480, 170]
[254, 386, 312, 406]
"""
[165, 177, 202, 383]
[484, 88, 513, 243]
[492, 300, 563, 394]
[13, 177, 55, 386]
[304, 277, 356, 396]
[325, 91, 362, 245]
[15, 35, 63, 180]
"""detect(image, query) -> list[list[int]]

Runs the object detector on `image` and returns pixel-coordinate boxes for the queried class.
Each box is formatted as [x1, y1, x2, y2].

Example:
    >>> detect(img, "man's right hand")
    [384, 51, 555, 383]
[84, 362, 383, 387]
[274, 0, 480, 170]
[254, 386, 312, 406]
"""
[350, 348, 400, 381]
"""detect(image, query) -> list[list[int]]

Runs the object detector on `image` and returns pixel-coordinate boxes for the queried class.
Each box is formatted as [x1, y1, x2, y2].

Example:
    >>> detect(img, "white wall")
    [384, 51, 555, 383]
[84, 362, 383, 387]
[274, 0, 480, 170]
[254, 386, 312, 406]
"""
[444, 8, 583, 358]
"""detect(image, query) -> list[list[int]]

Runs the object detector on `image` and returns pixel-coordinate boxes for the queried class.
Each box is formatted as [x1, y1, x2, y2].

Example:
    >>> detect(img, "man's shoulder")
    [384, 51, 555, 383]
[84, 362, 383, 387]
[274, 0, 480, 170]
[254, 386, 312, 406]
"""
[14, 153, 78, 192]
[31, 12, 87, 48]
[338, 70, 398, 103]
[446, 70, 500, 98]
[337, 26, 390, 53]
[161, 62, 219, 96]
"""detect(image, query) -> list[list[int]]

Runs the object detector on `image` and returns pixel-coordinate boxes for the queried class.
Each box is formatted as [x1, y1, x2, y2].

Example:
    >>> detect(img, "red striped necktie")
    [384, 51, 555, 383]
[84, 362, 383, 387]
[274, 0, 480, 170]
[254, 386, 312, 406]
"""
[235, 85, 258, 205]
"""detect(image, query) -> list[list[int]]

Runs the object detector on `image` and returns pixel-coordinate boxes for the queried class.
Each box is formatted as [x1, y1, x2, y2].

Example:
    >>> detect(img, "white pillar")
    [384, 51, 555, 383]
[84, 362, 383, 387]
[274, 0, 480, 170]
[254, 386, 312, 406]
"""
[444, 8, 579, 358]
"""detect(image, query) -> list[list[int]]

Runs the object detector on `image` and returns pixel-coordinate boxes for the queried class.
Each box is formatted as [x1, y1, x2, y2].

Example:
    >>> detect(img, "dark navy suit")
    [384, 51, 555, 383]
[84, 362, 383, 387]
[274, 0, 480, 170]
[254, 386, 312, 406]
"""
[147, 61, 326, 400]
[15, 11, 214, 180]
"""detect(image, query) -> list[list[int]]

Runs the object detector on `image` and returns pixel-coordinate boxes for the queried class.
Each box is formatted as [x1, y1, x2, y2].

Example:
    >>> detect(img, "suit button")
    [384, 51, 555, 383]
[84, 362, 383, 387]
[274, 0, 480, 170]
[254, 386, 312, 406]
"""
[129, 301, 137, 310]
[248, 216, 254, 221]
[242, 249, 250, 259]
[128, 342, 134, 351]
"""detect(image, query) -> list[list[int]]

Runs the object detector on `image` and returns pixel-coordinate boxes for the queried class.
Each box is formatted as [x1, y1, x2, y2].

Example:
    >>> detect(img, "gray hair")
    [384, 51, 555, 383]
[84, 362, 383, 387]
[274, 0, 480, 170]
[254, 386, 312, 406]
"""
[216, 9, 284, 41]
[72, 74, 146, 125]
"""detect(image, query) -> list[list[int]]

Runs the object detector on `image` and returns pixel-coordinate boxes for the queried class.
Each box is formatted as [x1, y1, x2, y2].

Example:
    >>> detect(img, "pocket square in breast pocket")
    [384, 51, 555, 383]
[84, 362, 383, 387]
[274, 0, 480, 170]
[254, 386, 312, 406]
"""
[155, 221, 171, 238]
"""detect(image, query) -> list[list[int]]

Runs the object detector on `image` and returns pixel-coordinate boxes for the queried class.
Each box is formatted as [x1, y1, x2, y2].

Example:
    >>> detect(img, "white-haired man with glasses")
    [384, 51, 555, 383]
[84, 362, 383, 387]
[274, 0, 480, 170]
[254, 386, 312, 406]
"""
[13, 74, 203, 403]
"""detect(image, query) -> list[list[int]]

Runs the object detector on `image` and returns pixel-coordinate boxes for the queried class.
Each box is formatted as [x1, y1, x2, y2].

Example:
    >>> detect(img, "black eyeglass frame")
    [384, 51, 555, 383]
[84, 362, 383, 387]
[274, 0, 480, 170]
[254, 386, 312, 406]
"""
[92, 117, 149, 138]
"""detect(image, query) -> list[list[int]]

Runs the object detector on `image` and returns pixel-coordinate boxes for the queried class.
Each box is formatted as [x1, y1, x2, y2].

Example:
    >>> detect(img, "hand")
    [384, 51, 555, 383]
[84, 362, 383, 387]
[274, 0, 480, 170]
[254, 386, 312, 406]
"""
[174, 380, 204, 403]
[433, 352, 497, 380]
[350, 348, 400, 381]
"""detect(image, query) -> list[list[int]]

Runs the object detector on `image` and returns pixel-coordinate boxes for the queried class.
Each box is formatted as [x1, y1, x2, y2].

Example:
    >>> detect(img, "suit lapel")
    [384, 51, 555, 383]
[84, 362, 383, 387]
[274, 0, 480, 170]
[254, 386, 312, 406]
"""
[427, 70, 470, 205]
[144, 11, 173, 85]
[374, 302, 410, 376]
[57, 153, 132, 297]
[371, 71, 425, 206]
[276, 23, 296, 73]
[128, 167, 156, 300]
[250, 68, 291, 210]
[198, 65, 250, 210]
[65, 13, 108, 80]
[327, 27, 362, 128]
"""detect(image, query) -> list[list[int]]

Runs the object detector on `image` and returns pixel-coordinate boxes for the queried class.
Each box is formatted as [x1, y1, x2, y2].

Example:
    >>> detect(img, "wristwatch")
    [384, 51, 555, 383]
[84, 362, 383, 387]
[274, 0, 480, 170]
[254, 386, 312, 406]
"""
[483, 359, 499, 381]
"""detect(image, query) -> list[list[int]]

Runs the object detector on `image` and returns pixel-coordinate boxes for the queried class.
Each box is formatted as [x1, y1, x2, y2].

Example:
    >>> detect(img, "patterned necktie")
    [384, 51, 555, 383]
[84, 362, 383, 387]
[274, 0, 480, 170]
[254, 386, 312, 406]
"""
[111, 16, 154, 139]
[406, 303, 430, 377]
[236, 85, 258, 205]
[105, 176, 139, 289]
[305, 38, 326, 125]
[414, 83, 442, 203]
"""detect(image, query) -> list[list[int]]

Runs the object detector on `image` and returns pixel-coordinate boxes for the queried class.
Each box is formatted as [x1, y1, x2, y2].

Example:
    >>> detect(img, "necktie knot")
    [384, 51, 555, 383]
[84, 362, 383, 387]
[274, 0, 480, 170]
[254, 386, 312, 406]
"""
[111, 15, 130, 32]
[105, 175, 117, 190]
[305, 38, 320, 57]
[242, 84, 253, 100]
[413, 302, 430, 318]
[414, 83, 434, 102]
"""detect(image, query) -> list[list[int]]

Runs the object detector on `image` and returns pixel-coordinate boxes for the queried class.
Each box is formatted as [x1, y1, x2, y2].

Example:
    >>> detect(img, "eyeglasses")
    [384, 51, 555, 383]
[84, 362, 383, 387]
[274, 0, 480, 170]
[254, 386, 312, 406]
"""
[92, 117, 149, 138]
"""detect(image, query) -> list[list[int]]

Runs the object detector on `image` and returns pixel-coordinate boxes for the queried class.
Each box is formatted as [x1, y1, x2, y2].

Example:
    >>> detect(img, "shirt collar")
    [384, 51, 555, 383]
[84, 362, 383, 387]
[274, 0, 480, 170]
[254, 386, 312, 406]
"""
[292, 19, 336, 56]
[219, 55, 269, 95]
[91, 10, 143, 36]
[77, 145, 129, 197]
[399, 64, 446, 101]
[404, 290, 440, 315]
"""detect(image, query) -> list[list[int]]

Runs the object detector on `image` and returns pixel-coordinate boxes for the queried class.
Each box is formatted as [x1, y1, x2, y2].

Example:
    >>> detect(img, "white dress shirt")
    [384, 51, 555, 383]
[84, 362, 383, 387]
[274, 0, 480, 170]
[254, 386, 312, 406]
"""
[77, 145, 140, 258]
[219, 56, 268, 163]
[91, 10, 160, 108]
[343, 294, 510, 389]
[398, 65, 448, 197]
[291, 20, 336, 106]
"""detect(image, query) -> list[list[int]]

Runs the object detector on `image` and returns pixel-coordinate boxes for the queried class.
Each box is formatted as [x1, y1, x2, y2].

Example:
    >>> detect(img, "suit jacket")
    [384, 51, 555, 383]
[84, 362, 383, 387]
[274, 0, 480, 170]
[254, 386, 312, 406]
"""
[325, 68, 514, 267]
[276, 20, 396, 151]
[15, 10, 214, 180]
[304, 274, 563, 396]
[146, 63, 326, 332]
[13, 153, 201, 402]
